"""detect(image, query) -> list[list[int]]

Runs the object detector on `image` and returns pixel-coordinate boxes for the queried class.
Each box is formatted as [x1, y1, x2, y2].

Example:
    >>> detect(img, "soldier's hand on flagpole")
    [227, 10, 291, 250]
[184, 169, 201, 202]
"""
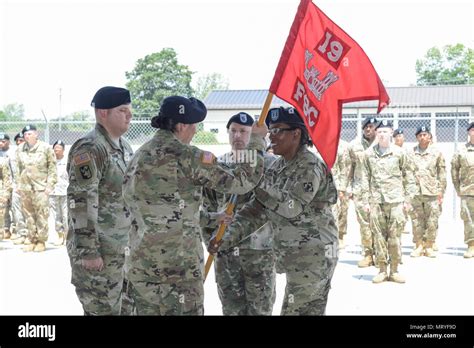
[208, 236, 223, 255]
[251, 122, 268, 138]
[82, 257, 104, 271]
[213, 210, 234, 225]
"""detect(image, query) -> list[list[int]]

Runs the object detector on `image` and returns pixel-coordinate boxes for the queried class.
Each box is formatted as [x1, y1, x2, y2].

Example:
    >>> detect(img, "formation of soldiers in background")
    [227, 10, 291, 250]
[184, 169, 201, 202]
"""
[0, 128, 66, 251]
[0, 102, 473, 315]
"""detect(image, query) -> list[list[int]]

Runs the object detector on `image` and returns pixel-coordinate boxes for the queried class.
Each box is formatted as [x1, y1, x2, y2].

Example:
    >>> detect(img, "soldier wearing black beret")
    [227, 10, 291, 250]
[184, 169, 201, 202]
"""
[467, 122, 474, 132]
[415, 125, 430, 136]
[392, 128, 406, 149]
[66, 86, 134, 315]
[393, 128, 403, 137]
[347, 114, 379, 268]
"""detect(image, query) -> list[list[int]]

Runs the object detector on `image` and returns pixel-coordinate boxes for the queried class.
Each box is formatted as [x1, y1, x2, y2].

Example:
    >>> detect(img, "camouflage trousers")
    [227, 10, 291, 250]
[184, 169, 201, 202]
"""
[460, 196, 474, 244]
[10, 190, 27, 236]
[49, 195, 68, 234]
[332, 193, 349, 238]
[19, 190, 49, 243]
[278, 242, 338, 315]
[353, 195, 372, 253]
[371, 203, 404, 266]
[0, 195, 7, 238]
[410, 195, 441, 243]
[215, 248, 276, 315]
[127, 278, 204, 315]
[4, 194, 11, 230]
[70, 253, 125, 315]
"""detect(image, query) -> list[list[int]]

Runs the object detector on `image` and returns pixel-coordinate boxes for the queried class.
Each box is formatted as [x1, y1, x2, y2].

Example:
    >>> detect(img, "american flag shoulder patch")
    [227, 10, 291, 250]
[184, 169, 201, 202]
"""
[73, 152, 91, 165]
[200, 151, 215, 165]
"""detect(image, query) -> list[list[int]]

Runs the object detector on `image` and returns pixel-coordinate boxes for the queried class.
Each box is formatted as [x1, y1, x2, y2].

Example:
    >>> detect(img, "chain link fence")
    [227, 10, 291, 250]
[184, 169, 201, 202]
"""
[1, 112, 472, 219]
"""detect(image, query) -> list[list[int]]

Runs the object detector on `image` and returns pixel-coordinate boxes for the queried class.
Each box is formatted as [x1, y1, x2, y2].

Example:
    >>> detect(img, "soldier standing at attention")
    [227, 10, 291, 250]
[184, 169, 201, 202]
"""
[66, 86, 134, 315]
[210, 107, 338, 315]
[122, 96, 267, 315]
[451, 122, 474, 258]
[0, 133, 13, 239]
[361, 120, 416, 284]
[0, 158, 12, 242]
[50, 140, 68, 246]
[201, 112, 277, 315]
[347, 117, 378, 267]
[332, 139, 350, 248]
[16, 125, 57, 252]
[408, 125, 446, 258]
[10, 132, 28, 243]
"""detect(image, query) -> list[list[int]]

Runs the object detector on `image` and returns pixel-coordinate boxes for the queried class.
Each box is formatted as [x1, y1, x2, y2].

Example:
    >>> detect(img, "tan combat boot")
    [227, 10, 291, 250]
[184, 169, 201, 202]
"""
[432, 242, 439, 251]
[4, 229, 11, 239]
[410, 242, 424, 257]
[464, 241, 474, 258]
[13, 236, 26, 245]
[23, 243, 36, 252]
[372, 264, 388, 284]
[54, 232, 64, 246]
[33, 242, 46, 252]
[389, 263, 406, 283]
[424, 241, 437, 258]
[358, 250, 374, 268]
[0, 230, 3, 240]
[10, 232, 20, 240]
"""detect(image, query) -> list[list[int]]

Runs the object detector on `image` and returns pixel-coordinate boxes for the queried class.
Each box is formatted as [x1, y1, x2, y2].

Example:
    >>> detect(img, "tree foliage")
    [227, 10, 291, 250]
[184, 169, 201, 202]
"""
[416, 44, 474, 85]
[194, 72, 229, 100]
[125, 48, 194, 117]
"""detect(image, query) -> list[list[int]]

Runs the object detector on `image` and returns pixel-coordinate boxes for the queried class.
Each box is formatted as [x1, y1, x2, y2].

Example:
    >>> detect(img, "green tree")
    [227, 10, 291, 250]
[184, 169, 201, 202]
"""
[125, 48, 194, 116]
[416, 44, 474, 85]
[2, 103, 25, 121]
[193, 72, 229, 100]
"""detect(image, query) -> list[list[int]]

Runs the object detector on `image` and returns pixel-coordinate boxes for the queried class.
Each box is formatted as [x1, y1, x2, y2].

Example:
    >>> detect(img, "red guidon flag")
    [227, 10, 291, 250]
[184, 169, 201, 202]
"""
[269, 0, 390, 169]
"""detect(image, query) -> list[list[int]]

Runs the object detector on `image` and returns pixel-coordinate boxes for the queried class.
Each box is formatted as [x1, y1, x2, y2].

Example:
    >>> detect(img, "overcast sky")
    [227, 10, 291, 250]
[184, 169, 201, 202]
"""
[0, 0, 472, 118]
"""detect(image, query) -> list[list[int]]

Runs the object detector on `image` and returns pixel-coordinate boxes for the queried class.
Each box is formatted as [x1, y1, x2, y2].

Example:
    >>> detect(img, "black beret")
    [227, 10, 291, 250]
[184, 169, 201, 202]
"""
[0, 133, 10, 140]
[415, 125, 431, 136]
[226, 112, 254, 129]
[91, 86, 131, 109]
[22, 124, 37, 133]
[393, 128, 403, 137]
[53, 140, 65, 148]
[467, 122, 474, 131]
[14, 132, 23, 141]
[153, 96, 207, 126]
[375, 119, 393, 130]
[362, 116, 378, 129]
[267, 107, 305, 127]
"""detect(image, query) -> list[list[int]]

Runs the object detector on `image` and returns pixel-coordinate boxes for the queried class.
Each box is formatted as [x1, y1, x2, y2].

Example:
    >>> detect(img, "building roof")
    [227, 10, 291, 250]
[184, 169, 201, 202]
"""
[204, 85, 474, 109]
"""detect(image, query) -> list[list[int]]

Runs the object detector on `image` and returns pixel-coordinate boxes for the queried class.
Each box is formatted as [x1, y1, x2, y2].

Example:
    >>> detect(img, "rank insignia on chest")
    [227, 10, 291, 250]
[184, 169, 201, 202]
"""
[79, 165, 92, 179]
[73, 152, 91, 165]
[303, 182, 314, 192]
[200, 151, 215, 165]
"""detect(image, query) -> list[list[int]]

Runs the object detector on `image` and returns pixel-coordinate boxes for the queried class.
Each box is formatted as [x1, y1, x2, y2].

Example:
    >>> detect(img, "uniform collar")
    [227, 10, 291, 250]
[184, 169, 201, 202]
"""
[95, 123, 123, 152]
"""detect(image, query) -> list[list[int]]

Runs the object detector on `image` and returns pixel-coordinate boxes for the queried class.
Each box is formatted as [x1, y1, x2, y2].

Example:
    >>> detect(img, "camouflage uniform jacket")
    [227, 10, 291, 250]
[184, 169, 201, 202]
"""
[16, 140, 57, 191]
[201, 151, 277, 250]
[67, 123, 133, 259]
[122, 129, 265, 285]
[223, 147, 338, 263]
[408, 144, 447, 196]
[451, 142, 474, 196]
[0, 159, 12, 204]
[332, 140, 350, 192]
[361, 144, 417, 205]
[347, 136, 375, 196]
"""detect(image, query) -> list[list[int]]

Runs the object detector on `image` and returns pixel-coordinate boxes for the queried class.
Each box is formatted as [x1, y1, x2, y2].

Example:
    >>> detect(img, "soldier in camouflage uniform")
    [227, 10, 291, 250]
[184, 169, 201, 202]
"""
[0, 133, 13, 239]
[451, 122, 474, 258]
[0, 159, 12, 241]
[10, 132, 28, 243]
[122, 96, 267, 315]
[347, 116, 377, 267]
[66, 87, 134, 315]
[201, 112, 276, 315]
[332, 139, 350, 248]
[211, 107, 338, 315]
[50, 140, 68, 246]
[16, 125, 57, 252]
[407, 125, 446, 258]
[360, 120, 417, 283]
